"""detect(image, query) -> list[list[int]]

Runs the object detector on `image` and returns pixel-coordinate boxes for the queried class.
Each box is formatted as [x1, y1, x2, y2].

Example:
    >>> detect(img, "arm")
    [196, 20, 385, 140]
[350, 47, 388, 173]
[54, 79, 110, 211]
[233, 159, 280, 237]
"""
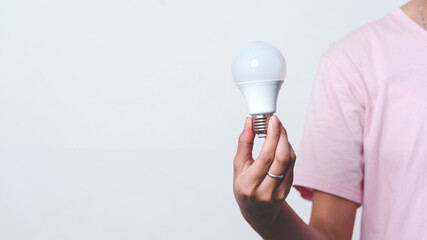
[244, 191, 358, 240]
[233, 117, 358, 240]
[309, 190, 358, 240]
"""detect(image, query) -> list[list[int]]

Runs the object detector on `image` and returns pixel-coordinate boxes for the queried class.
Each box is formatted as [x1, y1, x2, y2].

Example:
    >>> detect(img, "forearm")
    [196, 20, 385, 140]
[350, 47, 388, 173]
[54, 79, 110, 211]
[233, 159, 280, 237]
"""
[244, 202, 329, 240]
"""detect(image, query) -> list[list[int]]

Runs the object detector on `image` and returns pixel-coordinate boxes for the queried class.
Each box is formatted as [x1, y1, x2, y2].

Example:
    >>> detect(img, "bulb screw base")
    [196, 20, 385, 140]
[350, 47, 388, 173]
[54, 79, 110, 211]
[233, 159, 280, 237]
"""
[252, 114, 273, 138]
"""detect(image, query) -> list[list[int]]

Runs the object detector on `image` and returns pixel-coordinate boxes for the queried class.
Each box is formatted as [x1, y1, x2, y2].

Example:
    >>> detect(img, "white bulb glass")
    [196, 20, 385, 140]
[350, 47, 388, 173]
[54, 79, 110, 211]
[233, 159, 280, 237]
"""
[232, 41, 287, 137]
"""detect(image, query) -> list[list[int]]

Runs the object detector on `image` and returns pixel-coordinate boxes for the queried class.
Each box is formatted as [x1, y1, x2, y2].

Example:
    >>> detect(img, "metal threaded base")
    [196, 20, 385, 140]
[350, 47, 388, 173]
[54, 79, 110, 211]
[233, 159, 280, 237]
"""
[252, 114, 273, 138]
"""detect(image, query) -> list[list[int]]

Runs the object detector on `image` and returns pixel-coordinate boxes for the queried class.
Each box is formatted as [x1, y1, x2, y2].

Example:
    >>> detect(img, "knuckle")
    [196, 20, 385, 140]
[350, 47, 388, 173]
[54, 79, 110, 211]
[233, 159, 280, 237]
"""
[233, 156, 242, 171]
[291, 152, 296, 161]
[238, 132, 253, 146]
[257, 193, 273, 203]
[238, 133, 246, 144]
[256, 156, 274, 168]
[272, 194, 285, 202]
[258, 152, 274, 165]
[275, 152, 290, 164]
[290, 150, 297, 162]
[240, 186, 257, 200]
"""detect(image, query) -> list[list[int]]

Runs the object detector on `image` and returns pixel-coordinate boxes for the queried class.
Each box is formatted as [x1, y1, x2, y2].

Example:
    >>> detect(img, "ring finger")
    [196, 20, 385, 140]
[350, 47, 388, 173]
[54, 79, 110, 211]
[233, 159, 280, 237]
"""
[259, 125, 292, 191]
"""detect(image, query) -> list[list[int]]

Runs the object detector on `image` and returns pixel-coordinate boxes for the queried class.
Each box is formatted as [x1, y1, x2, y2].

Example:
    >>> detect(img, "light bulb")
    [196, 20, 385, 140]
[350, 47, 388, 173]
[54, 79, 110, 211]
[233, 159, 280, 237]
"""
[232, 41, 286, 138]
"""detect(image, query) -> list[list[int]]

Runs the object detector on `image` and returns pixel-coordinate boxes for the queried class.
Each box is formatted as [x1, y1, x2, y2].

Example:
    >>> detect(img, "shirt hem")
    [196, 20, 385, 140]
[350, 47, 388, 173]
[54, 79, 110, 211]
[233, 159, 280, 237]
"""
[293, 173, 363, 206]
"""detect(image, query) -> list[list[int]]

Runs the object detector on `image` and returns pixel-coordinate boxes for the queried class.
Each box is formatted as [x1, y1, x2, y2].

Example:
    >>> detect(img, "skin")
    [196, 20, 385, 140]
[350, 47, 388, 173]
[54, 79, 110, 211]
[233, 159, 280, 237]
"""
[233, 3, 426, 238]
[233, 117, 354, 240]
[402, 0, 427, 28]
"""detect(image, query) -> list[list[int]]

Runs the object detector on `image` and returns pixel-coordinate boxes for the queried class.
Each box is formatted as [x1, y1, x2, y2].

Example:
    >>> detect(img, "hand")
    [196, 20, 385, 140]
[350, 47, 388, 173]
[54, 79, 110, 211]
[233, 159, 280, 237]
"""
[233, 116, 296, 225]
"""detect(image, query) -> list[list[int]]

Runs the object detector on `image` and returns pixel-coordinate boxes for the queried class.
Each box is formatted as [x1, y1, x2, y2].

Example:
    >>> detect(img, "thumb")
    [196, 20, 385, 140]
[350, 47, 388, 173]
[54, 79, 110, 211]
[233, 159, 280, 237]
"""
[234, 117, 255, 173]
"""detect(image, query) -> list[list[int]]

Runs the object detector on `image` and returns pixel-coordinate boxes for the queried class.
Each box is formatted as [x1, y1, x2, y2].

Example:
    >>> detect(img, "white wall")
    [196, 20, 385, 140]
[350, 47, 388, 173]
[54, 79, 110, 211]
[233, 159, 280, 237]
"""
[0, 0, 405, 239]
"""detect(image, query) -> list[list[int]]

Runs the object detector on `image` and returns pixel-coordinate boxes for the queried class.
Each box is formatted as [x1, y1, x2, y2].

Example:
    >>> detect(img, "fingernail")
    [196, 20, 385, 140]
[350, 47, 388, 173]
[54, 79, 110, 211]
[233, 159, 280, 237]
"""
[272, 116, 280, 127]
[245, 117, 251, 128]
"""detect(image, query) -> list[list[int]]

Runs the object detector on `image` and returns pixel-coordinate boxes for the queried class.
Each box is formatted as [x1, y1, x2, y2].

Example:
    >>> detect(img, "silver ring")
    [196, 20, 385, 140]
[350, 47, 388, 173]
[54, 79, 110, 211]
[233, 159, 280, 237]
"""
[267, 172, 285, 180]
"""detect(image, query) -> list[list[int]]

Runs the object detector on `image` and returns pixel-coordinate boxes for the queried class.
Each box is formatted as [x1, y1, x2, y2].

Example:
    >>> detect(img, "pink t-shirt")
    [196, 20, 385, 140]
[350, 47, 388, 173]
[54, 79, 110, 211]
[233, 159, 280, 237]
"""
[293, 8, 427, 239]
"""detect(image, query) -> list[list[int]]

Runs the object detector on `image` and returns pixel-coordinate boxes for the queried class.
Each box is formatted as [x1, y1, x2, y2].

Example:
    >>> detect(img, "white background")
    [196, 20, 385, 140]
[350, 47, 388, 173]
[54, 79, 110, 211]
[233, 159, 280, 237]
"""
[0, 0, 405, 239]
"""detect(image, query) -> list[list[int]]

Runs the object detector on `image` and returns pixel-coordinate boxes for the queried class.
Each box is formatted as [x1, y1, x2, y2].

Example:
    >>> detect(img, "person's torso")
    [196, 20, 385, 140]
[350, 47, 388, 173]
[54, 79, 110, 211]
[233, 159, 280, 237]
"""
[328, 8, 427, 239]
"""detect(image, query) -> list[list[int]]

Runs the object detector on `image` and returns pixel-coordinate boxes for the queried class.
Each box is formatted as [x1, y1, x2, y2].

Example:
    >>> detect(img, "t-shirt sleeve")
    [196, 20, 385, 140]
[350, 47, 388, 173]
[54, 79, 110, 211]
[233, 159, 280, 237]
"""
[292, 53, 365, 205]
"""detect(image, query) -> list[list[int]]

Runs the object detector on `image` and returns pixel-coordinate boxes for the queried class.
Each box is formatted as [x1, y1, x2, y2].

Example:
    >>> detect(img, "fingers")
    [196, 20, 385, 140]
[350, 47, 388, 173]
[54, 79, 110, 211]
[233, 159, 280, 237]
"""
[249, 115, 281, 180]
[289, 143, 296, 162]
[267, 126, 291, 178]
[234, 117, 255, 174]
[258, 124, 294, 192]
[275, 148, 296, 195]
[233, 116, 296, 215]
